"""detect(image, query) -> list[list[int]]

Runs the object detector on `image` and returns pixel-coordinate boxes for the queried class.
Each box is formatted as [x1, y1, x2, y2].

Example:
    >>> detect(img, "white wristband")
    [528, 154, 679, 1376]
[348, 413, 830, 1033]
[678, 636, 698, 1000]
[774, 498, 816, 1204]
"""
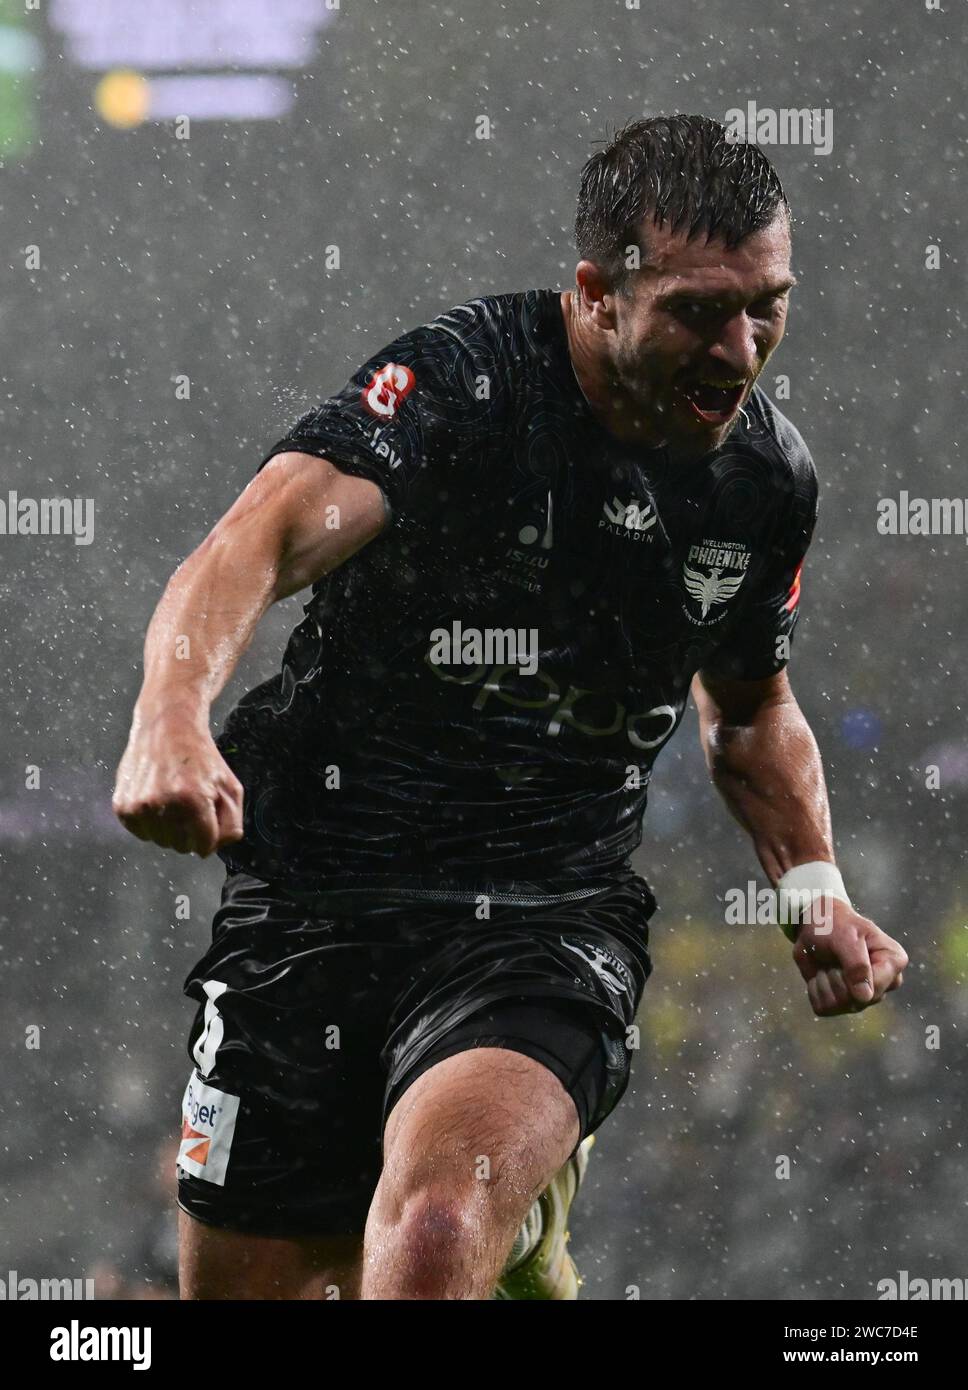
[775, 861, 851, 942]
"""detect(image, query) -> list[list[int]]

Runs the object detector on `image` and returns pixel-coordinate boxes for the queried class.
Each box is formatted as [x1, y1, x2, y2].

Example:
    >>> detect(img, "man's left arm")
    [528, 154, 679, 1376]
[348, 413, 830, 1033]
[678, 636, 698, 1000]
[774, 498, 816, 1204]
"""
[691, 667, 908, 1016]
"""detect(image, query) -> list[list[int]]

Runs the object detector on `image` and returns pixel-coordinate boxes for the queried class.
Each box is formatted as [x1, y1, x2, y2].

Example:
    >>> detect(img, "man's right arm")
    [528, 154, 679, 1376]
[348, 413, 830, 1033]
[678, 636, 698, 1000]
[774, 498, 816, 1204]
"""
[112, 452, 387, 856]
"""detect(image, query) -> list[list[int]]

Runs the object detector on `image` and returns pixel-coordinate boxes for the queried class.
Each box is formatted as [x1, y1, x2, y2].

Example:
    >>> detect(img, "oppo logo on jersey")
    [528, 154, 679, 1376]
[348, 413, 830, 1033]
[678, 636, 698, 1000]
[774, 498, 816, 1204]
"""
[426, 657, 678, 751]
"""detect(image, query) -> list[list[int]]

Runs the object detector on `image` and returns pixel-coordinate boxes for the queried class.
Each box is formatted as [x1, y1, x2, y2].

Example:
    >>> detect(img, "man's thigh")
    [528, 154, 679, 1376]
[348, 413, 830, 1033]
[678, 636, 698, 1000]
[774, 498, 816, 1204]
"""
[382, 1038, 580, 1209]
[179, 1212, 362, 1300]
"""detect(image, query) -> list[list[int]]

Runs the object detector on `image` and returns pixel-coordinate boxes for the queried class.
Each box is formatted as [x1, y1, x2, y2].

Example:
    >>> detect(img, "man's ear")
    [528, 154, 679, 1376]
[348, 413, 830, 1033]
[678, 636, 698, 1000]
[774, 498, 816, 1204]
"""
[575, 260, 619, 330]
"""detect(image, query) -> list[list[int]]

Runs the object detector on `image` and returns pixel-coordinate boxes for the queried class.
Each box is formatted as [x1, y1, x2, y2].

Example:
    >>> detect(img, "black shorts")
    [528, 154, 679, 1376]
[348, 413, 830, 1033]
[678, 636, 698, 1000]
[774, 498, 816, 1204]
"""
[176, 871, 655, 1237]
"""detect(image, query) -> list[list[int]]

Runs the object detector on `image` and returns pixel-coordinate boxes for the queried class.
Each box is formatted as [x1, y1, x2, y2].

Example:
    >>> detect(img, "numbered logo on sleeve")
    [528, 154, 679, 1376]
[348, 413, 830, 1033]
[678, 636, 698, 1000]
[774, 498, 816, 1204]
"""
[361, 362, 416, 419]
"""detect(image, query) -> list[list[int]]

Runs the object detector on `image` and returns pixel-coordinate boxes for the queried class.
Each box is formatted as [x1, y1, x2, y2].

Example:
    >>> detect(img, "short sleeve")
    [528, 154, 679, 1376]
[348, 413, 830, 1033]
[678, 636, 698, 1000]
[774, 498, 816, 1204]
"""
[258, 299, 507, 523]
[701, 445, 819, 682]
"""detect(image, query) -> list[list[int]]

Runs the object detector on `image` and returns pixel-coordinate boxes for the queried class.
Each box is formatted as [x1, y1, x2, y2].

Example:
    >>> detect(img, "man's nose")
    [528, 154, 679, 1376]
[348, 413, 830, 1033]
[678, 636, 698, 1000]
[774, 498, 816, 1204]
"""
[707, 313, 759, 376]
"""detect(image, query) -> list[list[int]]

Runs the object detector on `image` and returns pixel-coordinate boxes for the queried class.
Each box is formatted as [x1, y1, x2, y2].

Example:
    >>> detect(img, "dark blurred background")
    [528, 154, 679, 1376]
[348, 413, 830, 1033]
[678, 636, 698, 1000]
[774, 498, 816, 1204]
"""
[1, 0, 966, 1300]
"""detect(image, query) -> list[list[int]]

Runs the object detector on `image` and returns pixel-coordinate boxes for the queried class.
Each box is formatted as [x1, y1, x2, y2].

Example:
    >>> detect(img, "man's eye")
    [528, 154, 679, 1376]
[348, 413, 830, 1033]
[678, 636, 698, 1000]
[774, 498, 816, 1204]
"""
[749, 296, 784, 317]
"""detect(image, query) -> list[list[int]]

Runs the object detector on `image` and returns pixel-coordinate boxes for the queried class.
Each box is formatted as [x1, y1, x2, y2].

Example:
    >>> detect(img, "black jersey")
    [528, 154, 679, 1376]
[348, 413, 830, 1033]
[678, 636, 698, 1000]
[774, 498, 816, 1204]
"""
[217, 289, 818, 905]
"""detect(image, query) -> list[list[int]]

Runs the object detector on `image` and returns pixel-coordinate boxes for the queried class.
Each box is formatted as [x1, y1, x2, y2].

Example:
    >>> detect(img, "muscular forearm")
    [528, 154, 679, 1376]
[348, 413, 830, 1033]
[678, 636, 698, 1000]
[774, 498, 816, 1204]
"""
[132, 453, 385, 729]
[693, 668, 907, 1017]
[135, 522, 275, 727]
[114, 454, 385, 856]
[700, 689, 833, 884]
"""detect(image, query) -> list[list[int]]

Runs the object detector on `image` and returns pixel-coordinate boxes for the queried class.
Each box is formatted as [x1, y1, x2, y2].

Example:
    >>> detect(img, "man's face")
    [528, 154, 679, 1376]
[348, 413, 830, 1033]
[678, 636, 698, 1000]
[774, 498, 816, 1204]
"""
[593, 212, 795, 452]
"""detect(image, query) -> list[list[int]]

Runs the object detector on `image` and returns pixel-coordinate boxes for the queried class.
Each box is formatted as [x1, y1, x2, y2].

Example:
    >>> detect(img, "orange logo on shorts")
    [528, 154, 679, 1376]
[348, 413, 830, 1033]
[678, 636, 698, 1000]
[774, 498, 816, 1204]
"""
[180, 1119, 211, 1167]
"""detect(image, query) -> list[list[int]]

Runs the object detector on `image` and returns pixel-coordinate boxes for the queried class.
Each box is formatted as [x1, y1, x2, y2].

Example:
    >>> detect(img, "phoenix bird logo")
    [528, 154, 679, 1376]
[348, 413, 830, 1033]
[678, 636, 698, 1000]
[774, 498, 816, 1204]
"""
[683, 564, 747, 619]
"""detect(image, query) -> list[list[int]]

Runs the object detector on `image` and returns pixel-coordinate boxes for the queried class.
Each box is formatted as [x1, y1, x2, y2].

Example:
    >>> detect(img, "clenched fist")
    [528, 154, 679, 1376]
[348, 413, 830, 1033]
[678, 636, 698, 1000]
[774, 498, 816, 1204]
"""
[793, 899, 908, 1017]
[113, 708, 244, 857]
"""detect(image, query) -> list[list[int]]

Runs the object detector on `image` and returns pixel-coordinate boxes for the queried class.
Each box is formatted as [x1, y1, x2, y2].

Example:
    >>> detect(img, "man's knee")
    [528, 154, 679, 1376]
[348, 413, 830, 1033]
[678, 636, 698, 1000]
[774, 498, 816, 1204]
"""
[384, 1045, 579, 1174]
[364, 1046, 580, 1295]
[368, 1180, 486, 1297]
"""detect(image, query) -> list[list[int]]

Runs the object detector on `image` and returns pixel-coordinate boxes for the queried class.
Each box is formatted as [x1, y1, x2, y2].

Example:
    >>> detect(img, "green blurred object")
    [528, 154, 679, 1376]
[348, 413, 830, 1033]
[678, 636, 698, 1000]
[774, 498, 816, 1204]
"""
[940, 909, 968, 984]
[0, 2, 42, 160]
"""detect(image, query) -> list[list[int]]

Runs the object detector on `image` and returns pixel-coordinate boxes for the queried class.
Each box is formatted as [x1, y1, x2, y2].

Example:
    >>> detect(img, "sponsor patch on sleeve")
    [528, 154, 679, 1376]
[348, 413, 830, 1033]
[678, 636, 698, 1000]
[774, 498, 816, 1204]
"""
[177, 1070, 240, 1187]
[361, 361, 416, 419]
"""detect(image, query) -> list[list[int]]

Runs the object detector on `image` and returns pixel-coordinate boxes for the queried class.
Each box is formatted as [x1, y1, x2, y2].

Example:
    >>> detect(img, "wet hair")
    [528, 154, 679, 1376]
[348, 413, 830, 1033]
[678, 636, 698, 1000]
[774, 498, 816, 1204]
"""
[575, 114, 790, 292]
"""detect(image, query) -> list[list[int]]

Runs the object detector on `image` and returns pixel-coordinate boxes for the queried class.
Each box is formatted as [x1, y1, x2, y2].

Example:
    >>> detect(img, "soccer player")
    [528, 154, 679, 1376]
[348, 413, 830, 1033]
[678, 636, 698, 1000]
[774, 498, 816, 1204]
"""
[113, 115, 907, 1301]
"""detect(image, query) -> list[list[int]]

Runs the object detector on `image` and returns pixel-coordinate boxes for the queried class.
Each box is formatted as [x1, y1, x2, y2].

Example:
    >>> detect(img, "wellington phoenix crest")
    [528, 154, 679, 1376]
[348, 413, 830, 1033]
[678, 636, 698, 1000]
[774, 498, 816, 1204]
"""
[682, 538, 751, 626]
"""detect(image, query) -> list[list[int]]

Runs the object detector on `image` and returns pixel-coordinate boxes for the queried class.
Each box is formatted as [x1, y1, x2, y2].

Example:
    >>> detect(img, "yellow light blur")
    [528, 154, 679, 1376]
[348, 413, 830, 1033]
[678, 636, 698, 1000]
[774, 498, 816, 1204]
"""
[94, 70, 150, 129]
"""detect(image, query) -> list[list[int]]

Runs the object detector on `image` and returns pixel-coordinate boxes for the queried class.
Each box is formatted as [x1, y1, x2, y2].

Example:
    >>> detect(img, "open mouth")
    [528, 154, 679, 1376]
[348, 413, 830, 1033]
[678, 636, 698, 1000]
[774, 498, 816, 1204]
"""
[679, 379, 746, 426]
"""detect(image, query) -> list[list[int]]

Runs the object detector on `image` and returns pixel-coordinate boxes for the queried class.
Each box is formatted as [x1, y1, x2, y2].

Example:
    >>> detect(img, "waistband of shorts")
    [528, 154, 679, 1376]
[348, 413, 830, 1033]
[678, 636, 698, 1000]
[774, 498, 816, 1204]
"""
[282, 883, 611, 912]
[267, 870, 654, 917]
